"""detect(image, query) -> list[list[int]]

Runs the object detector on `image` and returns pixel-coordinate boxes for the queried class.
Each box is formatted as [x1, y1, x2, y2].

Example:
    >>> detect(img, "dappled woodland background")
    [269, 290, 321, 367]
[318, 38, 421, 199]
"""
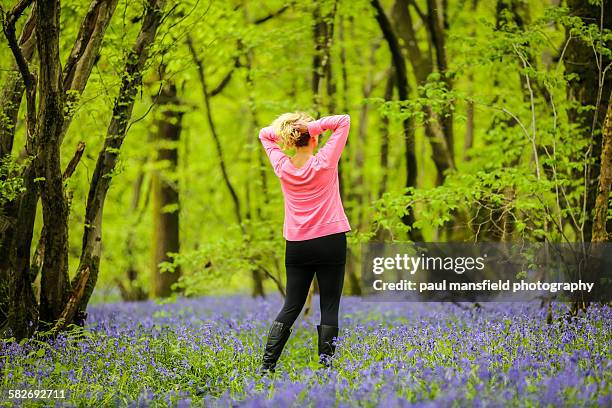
[0, 0, 610, 339]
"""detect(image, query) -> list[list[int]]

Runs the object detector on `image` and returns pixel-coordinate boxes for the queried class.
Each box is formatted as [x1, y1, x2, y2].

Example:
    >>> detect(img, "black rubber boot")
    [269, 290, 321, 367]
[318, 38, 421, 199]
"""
[317, 324, 339, 368]
[259, 321, 292, 374]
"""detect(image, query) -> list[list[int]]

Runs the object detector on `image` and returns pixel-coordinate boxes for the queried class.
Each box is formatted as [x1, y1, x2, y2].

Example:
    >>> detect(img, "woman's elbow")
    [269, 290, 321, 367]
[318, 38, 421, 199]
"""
[340, 114, 351, 128]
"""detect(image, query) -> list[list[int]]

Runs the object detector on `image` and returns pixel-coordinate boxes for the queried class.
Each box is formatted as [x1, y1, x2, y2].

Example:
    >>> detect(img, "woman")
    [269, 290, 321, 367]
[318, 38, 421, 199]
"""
[258, 111, 351, 373]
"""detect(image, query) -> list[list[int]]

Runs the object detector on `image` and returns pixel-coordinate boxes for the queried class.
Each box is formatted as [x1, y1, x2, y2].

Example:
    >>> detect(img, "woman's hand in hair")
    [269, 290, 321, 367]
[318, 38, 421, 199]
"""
[293, 120, 309, 135]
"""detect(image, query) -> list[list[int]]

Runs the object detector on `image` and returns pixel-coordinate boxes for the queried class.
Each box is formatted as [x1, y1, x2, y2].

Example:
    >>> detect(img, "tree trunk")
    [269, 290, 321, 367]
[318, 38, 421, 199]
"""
[312, 1, 338, 116]
[379, 68, 395, 196]
[0, 8, 35, 158]
[35, 0, 70, 328]
[3, 167, 38, 338]
[31, 141, 85, 288]
[565, 0, 612, 242]
[425, 0, 454, 155]
[370, 0, 422, 241]
[243, 45, 267, 298]
[336, 36, 360, 295]
[0, 4, 37, 338]
[116, 137, 151, 302]
[463, 0, 478, 162]
[392, 0, 455, 185]
[60, 0, 120, 143]
[5, 0, 117, 318]
[72, 0, 167, 318]
[151, 80, 182, 298]
[1, 0, 129, 336]
[187, 36, 243, 231]
[350, 42, 380, 231]
[592, 97, 612, 242]
[464, 83, 475, 161]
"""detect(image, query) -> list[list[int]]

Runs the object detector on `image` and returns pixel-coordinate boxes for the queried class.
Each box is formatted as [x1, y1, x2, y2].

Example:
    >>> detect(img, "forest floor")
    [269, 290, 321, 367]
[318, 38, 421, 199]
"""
[1, 295, 611, 407]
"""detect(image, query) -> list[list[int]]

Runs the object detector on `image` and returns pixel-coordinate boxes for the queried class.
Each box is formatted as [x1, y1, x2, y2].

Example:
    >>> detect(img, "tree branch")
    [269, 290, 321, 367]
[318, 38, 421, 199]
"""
[0, 6, 36, 157]
[408, 0, 427, 26]
[204, 4, 291, 97]
[62, 0, 119, 92]
[1, 0, 35, 91]
[62, 141, 86, 180]
[187, 34, 244, 230]
[1, 0, 36, 140]
[209, 56, 240, 97]
[253, 4, 290, 24]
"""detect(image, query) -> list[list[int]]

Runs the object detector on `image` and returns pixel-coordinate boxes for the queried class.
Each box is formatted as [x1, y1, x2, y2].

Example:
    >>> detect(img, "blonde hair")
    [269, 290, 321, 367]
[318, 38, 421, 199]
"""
[271, 111, 315, 149]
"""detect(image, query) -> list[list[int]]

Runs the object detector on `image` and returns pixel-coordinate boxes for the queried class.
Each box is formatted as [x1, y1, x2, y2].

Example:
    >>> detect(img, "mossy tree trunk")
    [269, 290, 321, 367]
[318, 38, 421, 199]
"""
[565, 0, 612, 242]
[1, 0, 122, 338]
[592, 96, 612, 242]
[35, 0, 71, 329]
[73, 0, 168, 317]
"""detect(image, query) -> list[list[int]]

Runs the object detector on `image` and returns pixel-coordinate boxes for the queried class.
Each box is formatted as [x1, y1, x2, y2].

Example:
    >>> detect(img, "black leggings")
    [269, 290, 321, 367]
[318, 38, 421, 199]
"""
[275, 232, 347, 327]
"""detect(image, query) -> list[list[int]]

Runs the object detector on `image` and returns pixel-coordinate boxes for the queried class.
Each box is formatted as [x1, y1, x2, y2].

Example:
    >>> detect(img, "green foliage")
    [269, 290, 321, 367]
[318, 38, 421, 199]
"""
[0, 155, 26, 206]
[163, 219, 285, 296]
[1, 0, 609, 301]
[371, 2, 610, 244]
[367, 74, 456, 124]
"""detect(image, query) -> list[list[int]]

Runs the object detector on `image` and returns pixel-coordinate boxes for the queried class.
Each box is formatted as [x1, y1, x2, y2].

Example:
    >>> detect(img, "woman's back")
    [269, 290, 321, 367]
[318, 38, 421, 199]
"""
[259, 114, 351, 241]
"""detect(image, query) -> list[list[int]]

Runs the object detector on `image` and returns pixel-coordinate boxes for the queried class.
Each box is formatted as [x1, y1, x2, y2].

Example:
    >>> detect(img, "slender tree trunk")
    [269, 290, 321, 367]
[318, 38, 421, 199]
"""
[191, 7, 289, 296]
[393, 0, 455, 185]
[565, 0, 612, 242]
[72, 0, 168, 318]
[187, 36, 243, 231]
[243, 46, 270, 213]
[244, 45, 268, 298]
[350, 42, 379, 232]
[370, 0, 422, 241]
[312, 0, 338, 116]
[2, 0, 40, 339]
[374, 70, 395, 245]
[338, 15, 350, 125]
[337, 17, 364, 296]
[464, 83, 475, 161]
[379, 68, 395, 196]
[0, 8, 35, 158]
[0, 4, 37, 337]
[60, 0, 119, 143]
[35, 0, 70, 328]
[118, 159, 149, 301]
[463, 0, 478, 162]
[151, 80, 182, 298]
[425, 0, 454, 155]
[592, 96, 612, 242]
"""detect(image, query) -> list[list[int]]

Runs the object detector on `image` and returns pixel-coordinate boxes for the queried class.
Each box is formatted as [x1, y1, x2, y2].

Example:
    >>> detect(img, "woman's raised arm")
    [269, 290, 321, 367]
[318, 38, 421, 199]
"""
[307, 114, 351, 168]
[259, 126, 286, 176]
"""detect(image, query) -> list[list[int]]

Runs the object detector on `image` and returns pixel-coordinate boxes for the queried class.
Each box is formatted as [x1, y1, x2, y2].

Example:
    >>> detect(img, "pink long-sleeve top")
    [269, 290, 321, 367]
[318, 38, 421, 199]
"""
[259, 114, 352, 241]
